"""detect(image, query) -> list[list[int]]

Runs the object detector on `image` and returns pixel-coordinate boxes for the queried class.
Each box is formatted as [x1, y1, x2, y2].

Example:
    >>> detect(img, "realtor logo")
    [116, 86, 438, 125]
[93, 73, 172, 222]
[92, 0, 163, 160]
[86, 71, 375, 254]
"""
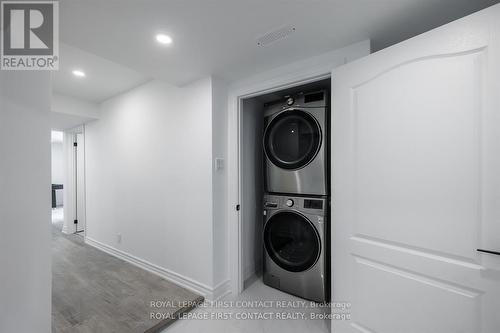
[1, 1, 59, 70]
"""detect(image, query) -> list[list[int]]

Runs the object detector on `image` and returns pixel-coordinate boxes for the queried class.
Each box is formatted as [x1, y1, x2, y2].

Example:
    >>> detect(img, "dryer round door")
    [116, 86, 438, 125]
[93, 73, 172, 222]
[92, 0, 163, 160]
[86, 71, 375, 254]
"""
[264, 109, 322, 170]
[264, 211, 321, 272]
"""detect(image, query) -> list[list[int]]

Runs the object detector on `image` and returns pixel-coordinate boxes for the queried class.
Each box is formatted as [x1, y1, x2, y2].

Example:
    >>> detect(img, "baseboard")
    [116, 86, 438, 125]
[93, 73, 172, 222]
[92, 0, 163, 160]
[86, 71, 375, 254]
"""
[244, 261, 262, 282]
[61, 225, 71, 234]
[244, 272, 262, 290]
[244, 266, 254, 282]
[212, 279, 231, 301]
[85, 237, 228, 301]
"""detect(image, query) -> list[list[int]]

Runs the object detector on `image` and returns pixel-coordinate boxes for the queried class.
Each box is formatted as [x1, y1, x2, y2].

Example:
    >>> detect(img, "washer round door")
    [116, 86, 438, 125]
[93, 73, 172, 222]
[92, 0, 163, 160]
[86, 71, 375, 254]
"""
[264, 109, 322, 170]
[264, 211, 321, 272]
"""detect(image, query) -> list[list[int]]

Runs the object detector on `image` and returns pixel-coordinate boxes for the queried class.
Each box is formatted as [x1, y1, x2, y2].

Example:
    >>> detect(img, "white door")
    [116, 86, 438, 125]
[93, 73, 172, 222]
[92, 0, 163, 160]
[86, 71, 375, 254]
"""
[75, 132, 86, 233]
[332, 4, 500, 333]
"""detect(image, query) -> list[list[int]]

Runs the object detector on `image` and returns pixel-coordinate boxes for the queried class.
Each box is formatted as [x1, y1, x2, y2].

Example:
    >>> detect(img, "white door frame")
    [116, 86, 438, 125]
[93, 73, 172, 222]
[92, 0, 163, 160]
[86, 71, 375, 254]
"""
[226, 40, 371, 296]
[62, 125, 87, 237]
[228, 73, 330, 295]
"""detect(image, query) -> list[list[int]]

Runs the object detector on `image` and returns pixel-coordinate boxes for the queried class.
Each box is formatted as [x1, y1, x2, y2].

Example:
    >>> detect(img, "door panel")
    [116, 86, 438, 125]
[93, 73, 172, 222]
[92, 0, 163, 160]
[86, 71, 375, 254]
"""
[332, 4, 500, 333]
[353, 50, 483, 261]
[76, 132, 85, 233]
[353, 256, 480, 333]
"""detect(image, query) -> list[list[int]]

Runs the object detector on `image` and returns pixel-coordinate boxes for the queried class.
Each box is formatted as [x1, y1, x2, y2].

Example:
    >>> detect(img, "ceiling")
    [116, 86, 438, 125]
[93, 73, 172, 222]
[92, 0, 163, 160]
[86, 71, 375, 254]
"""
[51, 111, 97, 130]
[52, 43, 149, 102]
[57, 0, 499, 100]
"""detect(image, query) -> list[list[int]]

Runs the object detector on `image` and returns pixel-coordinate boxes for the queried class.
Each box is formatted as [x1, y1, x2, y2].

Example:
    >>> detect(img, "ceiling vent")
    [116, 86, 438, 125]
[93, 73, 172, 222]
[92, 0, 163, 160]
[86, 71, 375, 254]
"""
[257, 26, 296, 47]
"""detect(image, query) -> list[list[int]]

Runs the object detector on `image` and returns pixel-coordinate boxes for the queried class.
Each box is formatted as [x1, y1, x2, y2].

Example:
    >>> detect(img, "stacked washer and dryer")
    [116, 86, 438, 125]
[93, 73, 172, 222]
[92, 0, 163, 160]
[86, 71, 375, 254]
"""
[262, 90, 330, 303]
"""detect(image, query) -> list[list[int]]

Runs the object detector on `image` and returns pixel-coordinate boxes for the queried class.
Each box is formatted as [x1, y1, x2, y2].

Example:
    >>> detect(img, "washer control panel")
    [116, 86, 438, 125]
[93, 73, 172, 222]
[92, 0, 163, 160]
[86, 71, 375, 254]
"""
[264, 195, 327, 215]
[304, 199, 323, 209]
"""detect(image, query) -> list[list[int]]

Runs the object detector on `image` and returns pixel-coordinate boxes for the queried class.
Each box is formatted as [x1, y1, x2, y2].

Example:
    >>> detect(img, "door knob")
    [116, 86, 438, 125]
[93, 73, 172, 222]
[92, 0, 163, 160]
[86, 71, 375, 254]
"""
[477, 249, 500, 256]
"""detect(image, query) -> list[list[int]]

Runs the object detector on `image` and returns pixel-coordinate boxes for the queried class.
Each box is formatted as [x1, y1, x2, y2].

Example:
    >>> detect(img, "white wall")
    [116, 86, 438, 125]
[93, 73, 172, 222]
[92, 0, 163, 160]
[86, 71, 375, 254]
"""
[52, 93, 99, 118]
[241, 98, 264, 282]
[0, 71, 51, 333]
[85, 78, 219, 294]
[211, 77, 229, 293]
[229, 40, 370, 93]
[51, 93, 99, 130]
[51, 141, 64, 184]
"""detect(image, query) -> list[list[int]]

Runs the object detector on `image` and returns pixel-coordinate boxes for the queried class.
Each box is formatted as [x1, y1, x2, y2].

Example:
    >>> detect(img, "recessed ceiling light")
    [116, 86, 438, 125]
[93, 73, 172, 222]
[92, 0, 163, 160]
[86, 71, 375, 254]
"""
[72, 69, 86, 78]
[156, 34, 173, 45]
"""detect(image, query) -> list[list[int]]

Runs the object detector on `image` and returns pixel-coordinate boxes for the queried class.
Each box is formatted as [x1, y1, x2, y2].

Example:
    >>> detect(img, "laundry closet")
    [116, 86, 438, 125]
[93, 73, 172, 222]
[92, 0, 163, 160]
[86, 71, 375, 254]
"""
[239, 78, 331, 303]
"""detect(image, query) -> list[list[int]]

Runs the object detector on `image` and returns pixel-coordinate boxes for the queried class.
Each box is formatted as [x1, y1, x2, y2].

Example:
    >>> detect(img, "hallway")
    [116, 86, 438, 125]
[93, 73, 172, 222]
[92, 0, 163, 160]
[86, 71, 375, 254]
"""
[51, 222, 203, 332]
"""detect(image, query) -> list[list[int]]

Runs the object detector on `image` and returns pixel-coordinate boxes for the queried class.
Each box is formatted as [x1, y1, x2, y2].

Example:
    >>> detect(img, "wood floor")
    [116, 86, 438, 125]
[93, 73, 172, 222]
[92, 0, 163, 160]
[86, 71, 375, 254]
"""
[52, 220, 203, 333]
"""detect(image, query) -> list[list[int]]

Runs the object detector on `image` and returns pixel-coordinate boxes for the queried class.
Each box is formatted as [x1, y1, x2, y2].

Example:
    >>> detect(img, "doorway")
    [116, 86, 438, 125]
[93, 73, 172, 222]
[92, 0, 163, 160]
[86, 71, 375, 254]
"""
[50, 126, 86, 235]
[51, 131, 65, 227]
[234, 77, 331, 294]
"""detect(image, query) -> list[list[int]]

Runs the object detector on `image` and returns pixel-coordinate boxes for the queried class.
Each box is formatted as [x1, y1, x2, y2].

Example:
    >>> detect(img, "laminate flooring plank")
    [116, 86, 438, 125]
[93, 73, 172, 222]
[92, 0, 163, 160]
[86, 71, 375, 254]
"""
[51, 221, 203, 333]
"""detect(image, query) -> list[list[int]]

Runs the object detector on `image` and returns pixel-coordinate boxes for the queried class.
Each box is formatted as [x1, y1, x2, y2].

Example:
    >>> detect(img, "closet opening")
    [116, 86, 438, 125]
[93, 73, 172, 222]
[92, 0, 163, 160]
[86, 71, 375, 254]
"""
[238, 78, 331, 300]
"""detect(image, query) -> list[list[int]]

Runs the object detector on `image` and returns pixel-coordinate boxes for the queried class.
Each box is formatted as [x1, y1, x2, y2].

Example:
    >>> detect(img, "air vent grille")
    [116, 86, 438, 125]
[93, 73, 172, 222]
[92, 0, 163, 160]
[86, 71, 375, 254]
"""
[257, 26, 296, 47]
